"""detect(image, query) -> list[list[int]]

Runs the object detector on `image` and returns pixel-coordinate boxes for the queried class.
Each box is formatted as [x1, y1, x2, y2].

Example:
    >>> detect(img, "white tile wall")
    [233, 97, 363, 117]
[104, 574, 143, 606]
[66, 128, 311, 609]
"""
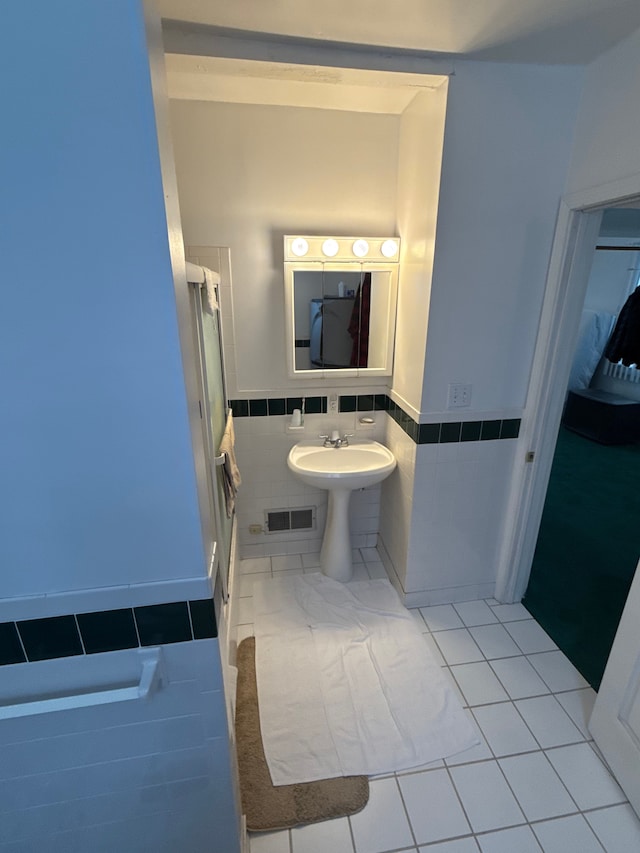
[234, 410, 386, 560]
[233, 402, 522, 607]
[0, 576, 213, 622]
[0, 640, 240, 853]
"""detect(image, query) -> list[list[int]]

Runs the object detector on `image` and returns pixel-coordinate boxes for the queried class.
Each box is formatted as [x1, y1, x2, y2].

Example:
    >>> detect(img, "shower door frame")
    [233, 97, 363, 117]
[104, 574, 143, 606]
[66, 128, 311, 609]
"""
[189, 274, 232, 603]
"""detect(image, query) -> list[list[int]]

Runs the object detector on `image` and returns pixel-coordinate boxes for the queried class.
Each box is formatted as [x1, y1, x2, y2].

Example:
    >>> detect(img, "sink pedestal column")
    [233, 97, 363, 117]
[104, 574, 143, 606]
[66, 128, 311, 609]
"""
[320, 487, 353, 582]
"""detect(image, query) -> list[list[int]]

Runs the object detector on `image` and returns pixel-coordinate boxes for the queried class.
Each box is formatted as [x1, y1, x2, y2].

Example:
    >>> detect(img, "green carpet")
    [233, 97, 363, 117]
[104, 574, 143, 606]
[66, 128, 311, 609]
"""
[523, 425, 640, 689]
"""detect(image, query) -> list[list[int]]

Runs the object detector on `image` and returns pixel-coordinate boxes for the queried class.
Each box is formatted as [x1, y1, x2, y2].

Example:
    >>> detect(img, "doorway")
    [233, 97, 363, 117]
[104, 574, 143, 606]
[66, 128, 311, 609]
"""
[497, 199, 640, 689]
[523, 216, 640, 688]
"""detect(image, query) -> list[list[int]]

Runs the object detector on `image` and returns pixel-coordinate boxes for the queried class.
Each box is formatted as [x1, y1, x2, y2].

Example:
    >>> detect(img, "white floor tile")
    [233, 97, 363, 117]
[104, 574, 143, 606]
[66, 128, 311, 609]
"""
[399, 768, 471, 844]
[418, 838, 480, 852]
[237, 574, 258, 597]
[504, 621, 557, 654]
[450, 662, 509, 706]
[514, 696, 584, 748]
[545, 743, 626, 810]
[449, 761, 524, 833]
[272, 554, 303, 571]
[585, 804, 640, 853]
[445, 710, 493, 766]
[409, 609, 427, 630]
[236, 596, 254, 625]
[472, 703, 539, 757]
[489, 656, 550, 700]
[468, 625, 522, 659]
[498, 753, 577, 822]
[532, 814, 604, 853]
[422, 632, 447, 666]
[489, 603, 532, 622]
[273, 567, 304, 578]
[527, 651, 589, 692]
[240, 557, 272, 574]
[555, 688, 597, 738]
[453, 601, 499, 627]
[433, 630, 484, 665]
[365, 561, 388, 579]
[349, 777, 414, 853]
[476, 825, 541, 852]
[351, 563, 371, 581]
[235, 623, 254, 645]
[419, 604, 464, 631]
[441, 667, 468, 706]
[249, 830, 291, 853]
[291, 816, 353, 853]
[359, 547, 379, 562]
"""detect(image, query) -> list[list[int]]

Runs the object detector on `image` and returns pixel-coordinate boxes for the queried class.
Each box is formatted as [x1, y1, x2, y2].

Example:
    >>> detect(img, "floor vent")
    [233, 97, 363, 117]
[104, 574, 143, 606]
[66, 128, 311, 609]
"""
[265, 507, 315, 533]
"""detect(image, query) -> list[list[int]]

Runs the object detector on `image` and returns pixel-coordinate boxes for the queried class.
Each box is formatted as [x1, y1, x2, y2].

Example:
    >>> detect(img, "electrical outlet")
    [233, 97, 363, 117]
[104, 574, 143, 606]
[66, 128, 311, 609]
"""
[248, 524, 263, 535]
[448, 383, 472, 408]
[328, 393, 338, 413]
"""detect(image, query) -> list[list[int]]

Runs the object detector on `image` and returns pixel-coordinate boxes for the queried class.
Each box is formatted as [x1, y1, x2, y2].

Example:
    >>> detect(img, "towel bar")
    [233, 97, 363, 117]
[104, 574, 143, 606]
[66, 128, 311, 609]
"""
[214, 452, 226, 466]
[0, 647, 164, 720]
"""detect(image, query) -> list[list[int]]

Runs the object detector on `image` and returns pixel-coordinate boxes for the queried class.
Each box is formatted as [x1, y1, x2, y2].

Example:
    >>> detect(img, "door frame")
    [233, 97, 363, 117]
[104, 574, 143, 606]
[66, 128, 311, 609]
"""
[496, 175, 640, 603]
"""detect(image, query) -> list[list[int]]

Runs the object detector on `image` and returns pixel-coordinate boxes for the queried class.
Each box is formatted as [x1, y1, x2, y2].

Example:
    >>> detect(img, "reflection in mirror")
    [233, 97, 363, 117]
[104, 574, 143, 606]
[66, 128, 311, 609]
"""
[284, 236, 399, 379]
[294, 270, 389, 370]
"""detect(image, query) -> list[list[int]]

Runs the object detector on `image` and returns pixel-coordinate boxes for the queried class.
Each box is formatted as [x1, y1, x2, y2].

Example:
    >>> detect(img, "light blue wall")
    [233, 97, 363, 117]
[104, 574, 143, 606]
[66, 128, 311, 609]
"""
[0, 1, 205, 597]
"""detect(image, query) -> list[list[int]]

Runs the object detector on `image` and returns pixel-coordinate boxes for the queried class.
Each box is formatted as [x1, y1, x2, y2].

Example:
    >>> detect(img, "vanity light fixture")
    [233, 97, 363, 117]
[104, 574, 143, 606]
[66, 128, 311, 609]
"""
[291, 237, 309, 257]
[284, 235, 400, 263]
[322, 238, 339, 257]
[352, 239, 369, 258]
[381, 239, 399, 258]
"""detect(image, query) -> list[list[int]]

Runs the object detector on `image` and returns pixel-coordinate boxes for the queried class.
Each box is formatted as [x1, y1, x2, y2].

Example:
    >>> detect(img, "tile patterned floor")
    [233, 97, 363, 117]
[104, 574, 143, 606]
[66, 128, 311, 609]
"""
[234, 549, 640, 853]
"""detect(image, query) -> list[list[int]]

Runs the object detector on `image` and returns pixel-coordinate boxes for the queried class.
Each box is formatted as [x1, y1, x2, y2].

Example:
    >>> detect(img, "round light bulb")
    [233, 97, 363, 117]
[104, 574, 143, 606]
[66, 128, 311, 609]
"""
[381, 239, 399, 258]
[322, 238, 339, 257]
[291, 237, 309, 257]
[352, 239, 369, 258]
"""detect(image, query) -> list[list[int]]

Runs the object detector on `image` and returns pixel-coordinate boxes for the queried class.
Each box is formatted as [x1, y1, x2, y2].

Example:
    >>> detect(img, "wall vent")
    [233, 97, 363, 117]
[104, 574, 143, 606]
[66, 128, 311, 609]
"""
[265, 507, 316, 533]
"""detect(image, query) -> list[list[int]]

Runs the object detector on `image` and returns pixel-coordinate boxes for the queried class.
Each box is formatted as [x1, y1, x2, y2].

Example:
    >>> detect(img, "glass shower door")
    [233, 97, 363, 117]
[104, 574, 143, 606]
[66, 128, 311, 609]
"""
[191, 280, 232, 599]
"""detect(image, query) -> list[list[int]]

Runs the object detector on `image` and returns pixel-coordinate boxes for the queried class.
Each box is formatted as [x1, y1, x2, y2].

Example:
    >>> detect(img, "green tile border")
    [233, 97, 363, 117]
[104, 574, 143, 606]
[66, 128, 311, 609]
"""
[229, 395, 521, 445]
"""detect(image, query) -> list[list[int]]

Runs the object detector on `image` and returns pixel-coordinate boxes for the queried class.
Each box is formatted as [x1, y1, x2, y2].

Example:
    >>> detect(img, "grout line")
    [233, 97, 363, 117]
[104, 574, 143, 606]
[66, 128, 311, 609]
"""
[392, 774, 419, 850]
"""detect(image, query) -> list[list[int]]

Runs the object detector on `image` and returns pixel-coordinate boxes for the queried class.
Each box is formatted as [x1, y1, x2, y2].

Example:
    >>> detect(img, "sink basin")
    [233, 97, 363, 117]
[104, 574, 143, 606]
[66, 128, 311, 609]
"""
[287, 440, 396, 491]
[288, 439, 396, 582]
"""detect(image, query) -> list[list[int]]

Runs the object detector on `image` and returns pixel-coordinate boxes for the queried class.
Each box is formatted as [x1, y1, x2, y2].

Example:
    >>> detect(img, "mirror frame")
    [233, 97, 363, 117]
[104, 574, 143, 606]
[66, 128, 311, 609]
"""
[284, 259, 399, 379]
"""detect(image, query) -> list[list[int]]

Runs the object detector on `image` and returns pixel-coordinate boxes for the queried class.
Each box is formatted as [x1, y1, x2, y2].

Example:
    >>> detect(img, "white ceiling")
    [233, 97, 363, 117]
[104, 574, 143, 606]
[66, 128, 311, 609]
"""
[159, 0, 640, 65]
[165, 56, 448, 113]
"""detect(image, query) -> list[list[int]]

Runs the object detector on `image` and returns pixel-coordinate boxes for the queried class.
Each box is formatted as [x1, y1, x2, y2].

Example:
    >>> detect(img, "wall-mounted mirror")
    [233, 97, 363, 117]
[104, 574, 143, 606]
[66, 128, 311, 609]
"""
[284, 236, 399, 379]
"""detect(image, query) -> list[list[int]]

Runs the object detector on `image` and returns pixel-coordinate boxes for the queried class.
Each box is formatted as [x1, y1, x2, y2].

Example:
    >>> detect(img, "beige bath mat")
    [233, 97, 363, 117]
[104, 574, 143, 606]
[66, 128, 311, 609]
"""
[235, 637, 369, 832]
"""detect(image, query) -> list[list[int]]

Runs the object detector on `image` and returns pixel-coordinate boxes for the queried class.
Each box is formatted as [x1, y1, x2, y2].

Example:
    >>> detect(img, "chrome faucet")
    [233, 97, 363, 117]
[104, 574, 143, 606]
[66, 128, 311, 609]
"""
[319, 429, 354, 448]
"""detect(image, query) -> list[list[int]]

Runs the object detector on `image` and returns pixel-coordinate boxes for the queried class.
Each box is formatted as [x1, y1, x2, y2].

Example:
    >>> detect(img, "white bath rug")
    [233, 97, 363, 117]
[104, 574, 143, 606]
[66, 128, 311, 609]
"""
[252, 573, 478, 786]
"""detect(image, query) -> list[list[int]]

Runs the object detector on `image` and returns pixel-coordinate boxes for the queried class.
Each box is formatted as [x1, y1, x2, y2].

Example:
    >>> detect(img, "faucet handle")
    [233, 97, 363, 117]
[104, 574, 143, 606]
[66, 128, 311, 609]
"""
[342, 433, 354, 446]
[318, 434, 329, 439]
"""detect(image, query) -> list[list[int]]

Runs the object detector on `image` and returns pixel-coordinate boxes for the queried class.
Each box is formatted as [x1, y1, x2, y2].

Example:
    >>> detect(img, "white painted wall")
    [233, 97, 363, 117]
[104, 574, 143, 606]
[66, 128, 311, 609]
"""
[584, 249, 639, 316]
[566, 29, 640, 197]
[382, 61, 584, 601]
[563, 28, 640, 405]
[394, 84, 449, 417]
[422, 61, 584, 415]
[169, 99, 400, 396]
[0, 0, 206, 599]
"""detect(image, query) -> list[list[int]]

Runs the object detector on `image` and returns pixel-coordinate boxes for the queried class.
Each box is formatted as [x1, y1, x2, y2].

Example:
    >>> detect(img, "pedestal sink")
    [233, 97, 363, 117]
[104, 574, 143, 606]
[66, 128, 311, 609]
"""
[287, 439, 396, 582]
